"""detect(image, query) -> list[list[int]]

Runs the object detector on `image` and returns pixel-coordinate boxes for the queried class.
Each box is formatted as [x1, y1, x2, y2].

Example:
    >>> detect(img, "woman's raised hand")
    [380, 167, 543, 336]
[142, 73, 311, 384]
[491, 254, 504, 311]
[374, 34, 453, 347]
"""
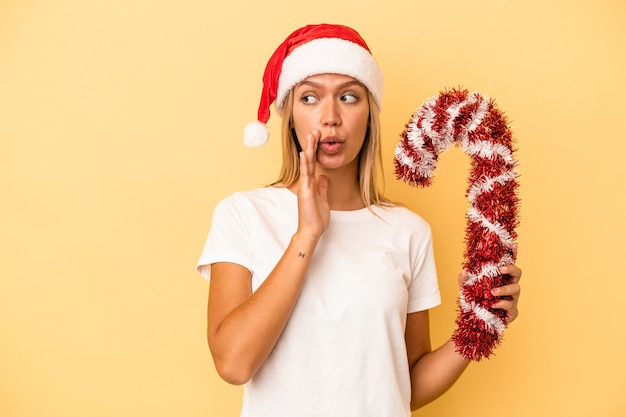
[296, 130, 330, 242]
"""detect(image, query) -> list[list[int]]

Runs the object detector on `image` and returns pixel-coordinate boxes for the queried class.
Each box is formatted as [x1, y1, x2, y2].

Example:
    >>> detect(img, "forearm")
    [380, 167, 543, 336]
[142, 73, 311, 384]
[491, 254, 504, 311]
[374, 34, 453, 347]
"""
[208, 232, 318, 384]
[410, 339, 470, 410]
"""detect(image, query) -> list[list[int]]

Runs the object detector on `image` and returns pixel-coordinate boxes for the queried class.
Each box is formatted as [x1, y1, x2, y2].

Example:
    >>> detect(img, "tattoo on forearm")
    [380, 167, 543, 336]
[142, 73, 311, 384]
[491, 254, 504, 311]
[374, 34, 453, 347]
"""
[298, 252, 305, 258]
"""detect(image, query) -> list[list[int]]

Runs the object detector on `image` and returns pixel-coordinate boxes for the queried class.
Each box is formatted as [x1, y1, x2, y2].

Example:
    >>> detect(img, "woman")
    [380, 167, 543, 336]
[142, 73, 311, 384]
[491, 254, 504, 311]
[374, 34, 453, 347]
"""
[197, 24, 521, 417]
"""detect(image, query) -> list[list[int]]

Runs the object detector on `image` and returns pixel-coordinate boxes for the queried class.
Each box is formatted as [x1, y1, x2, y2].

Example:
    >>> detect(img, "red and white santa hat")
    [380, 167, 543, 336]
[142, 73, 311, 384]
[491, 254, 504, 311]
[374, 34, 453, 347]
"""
[244, 24, 384, 147]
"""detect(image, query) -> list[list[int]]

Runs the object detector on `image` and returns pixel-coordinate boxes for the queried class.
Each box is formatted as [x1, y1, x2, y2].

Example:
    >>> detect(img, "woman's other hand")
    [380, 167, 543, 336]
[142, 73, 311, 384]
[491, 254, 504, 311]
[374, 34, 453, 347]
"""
[457, 264, 522, 324]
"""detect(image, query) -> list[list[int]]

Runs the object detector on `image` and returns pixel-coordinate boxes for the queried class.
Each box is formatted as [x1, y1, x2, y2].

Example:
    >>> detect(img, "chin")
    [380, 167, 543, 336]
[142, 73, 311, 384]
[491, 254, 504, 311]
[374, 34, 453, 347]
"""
[317, 157, 357, 172]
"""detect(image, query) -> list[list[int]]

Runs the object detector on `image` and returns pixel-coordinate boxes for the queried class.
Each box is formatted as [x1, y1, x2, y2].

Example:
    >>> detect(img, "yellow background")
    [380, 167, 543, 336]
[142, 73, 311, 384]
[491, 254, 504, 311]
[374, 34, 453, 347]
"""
[1, 0, 625, 416]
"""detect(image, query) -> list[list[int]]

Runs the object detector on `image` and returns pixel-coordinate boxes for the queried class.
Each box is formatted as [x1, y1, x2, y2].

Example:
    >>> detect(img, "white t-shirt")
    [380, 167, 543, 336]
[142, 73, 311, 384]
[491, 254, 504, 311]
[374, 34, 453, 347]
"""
[197, 186, 441, 417]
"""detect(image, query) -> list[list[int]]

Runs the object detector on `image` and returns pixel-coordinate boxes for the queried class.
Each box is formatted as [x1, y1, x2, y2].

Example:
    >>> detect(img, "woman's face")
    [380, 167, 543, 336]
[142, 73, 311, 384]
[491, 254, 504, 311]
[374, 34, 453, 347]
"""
[291, 73, 370, 175]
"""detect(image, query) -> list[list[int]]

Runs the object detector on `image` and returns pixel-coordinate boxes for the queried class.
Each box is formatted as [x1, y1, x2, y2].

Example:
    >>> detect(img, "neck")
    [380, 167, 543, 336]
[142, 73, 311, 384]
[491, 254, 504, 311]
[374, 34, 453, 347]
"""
[317, 164, 365, 211]
[287, 165, 365, 211]
[317, 161, 365, 211]
[326, 176, 364, 211]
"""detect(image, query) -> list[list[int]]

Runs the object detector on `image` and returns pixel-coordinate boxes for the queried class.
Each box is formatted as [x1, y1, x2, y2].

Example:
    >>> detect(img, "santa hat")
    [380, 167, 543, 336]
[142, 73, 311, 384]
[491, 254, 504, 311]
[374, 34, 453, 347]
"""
[244, 24, 384, 147]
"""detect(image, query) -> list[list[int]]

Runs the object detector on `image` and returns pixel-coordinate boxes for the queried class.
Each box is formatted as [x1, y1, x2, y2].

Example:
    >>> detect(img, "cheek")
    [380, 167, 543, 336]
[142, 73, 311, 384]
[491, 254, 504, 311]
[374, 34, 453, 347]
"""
[292, 113, 317, 145]
[349, 112, 370, 137]
[292, 123, 310, 147]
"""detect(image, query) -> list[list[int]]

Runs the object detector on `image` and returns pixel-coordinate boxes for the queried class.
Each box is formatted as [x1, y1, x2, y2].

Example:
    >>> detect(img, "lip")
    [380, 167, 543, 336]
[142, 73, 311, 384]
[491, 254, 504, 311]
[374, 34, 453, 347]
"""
[318, 136, 344, 154]
[320, 135, 343, 144]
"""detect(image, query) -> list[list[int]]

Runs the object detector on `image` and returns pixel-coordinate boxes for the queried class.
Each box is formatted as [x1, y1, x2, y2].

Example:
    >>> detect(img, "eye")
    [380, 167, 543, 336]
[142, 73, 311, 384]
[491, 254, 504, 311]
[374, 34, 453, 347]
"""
[301, 94, 318, 104]
[340, 94, 359, 103]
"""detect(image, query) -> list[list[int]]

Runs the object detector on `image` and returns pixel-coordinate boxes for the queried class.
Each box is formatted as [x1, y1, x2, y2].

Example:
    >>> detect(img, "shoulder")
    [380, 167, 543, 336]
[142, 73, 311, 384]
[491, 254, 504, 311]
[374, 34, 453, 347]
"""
[370, 204, 432, 234]
[212, 186, 296, 227]
[216, 186, 293, 211]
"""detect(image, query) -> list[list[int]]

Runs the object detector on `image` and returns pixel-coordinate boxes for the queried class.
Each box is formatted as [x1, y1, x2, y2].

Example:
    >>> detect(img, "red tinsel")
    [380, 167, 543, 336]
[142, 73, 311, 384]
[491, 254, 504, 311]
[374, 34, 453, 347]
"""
[394, 88, 519, 361]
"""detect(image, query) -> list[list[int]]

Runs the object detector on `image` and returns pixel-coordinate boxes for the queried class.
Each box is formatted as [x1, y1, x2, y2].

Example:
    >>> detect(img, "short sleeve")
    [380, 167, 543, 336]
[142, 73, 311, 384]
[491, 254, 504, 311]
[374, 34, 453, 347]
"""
[406, 222, 441, 313]
[196, 194, 254, 281]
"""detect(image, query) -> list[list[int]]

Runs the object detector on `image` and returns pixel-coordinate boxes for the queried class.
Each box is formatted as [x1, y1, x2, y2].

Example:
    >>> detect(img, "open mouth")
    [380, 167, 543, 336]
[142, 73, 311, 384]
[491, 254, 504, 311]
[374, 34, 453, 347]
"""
[319, 140, 343, 153]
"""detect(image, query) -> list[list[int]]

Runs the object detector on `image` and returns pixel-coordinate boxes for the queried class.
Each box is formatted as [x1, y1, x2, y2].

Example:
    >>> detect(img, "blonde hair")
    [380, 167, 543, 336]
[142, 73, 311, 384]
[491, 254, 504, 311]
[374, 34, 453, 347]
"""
[272, 89, 393, 208]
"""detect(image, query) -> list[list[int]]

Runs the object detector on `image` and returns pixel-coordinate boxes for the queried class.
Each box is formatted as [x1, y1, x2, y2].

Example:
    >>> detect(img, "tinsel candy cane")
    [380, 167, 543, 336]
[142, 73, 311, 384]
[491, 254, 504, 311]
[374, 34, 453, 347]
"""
[394, 88, 520, 361]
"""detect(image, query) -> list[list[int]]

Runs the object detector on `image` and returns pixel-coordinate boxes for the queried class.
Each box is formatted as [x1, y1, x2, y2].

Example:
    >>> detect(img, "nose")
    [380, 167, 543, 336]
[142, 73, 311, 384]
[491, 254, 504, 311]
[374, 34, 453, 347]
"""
[321, 100, 341, 127]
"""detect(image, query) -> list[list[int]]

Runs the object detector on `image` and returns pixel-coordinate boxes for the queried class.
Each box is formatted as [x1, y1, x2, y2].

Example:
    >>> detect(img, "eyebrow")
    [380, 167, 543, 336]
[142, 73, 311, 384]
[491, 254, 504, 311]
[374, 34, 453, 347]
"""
[297, 79, 365, 90]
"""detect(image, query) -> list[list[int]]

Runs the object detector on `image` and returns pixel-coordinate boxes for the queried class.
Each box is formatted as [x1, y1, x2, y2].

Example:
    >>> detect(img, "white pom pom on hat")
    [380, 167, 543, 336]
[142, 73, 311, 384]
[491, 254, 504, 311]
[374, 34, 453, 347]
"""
[244, 121, 270, 147]
[243, 23, 383, 147]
